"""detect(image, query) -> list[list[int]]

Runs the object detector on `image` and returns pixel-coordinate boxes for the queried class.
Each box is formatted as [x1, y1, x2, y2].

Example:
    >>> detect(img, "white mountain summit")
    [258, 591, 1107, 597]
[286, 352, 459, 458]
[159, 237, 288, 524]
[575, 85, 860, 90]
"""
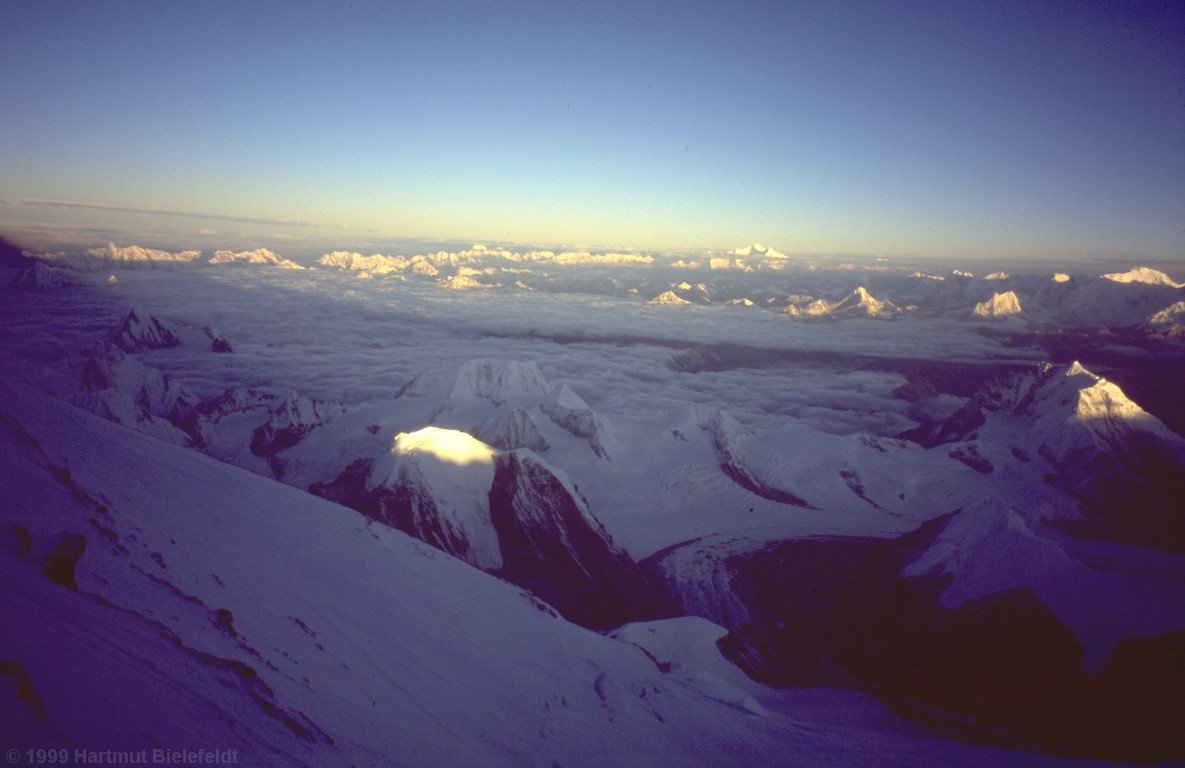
[972, 291, 1023, 319]
[208, 248, 305, 269]
[729, 242, 787, 259]
[785, 287, 900, 319]
[1100, 266, 1184, 288]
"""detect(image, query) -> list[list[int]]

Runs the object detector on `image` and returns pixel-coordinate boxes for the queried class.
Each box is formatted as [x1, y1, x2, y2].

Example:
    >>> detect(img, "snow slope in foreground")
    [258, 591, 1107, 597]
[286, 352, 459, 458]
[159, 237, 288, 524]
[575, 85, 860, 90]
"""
[0, 385, 1084, 767]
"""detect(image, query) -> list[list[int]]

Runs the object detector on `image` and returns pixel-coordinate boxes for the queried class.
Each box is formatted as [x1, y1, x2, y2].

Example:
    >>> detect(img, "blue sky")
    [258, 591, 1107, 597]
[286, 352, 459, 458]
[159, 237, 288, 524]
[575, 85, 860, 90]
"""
[1, 0, 1182, 259]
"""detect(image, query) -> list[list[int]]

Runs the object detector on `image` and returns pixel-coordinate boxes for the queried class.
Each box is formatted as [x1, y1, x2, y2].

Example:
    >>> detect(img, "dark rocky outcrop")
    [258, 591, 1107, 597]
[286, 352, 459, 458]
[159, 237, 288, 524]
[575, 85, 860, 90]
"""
[40, 533, 86, 590]
[487, 451, 667, 629]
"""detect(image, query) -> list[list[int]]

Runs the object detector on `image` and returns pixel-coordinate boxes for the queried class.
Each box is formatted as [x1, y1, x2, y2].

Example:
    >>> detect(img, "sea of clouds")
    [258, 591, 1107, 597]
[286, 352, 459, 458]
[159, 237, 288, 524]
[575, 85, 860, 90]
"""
[2, 253, 1039, 439]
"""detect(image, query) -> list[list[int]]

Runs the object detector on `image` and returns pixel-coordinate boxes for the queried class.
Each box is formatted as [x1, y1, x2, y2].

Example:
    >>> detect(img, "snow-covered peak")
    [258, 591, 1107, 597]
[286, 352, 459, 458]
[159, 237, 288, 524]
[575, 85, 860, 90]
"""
[436, 273, 490, 289]
[208, 248, 305, 269]
[250, 392, 344, 458]
[399, 360, 553, 409]
[540, 384, 619, 459]
[829, 286, 901, 318]
[451, 360, 551, 405]
[783, 298, 831, 318]
[318, 251, 409, 274]
[551, 251, 653, 265]
[647, 290, 691, 305]
[962, 362, 1183, 461]
[499, 448, 596, 526]
[1050, 363, 1178, 443]
[473, 408, 551, 452]
[410, 258, 439, 276]
[1101, 266, 1184, 288]
[1147, 301, 1185, 333]
[928, 360, 1184, 465]
[368, 427, 502, 568]
[76, 342, 197, 444]
[9, 261, 67, 291]
[352, 426, 631, 585]
[107, 308, 181, 351]
[269, 392, 344, 431]
[729, 243, 786, 259]
[1030, 362, 1146, 424]
[393, 426, 498, 467]
[977, 361, 1126, 417]
[45, 242, 205, 270]
[547, 383, 590, 411]
[91, 242, 203, 264]
[972, 291, 1023, 319]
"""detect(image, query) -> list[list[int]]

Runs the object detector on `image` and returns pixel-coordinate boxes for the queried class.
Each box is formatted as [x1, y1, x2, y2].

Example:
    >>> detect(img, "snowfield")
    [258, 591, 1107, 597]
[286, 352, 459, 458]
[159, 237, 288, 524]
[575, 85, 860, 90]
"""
[1, 384, 1093, 767]
[2, 241, 1183, 764]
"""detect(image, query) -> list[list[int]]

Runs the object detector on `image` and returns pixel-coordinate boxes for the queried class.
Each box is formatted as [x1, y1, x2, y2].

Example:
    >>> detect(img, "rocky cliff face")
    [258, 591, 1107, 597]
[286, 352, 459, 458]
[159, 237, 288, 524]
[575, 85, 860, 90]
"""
[488, 450, 667, 628]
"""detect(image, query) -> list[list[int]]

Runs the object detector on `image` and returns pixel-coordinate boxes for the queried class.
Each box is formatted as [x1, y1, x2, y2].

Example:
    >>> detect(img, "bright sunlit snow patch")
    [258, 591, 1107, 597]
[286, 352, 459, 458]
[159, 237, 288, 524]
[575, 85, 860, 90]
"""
[393, 426, 497, 466]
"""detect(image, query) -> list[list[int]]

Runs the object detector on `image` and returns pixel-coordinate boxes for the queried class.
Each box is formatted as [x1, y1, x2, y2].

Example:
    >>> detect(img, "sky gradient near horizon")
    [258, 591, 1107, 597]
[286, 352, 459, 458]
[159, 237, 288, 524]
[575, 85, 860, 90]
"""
[1, 0, 1183, 259]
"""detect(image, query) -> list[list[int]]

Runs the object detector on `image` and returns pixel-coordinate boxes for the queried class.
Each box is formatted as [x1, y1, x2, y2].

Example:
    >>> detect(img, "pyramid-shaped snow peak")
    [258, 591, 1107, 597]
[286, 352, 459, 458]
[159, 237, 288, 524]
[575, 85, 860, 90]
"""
[1014, 362, 1178, 444]
[950, 361, 1165, 438]
[924, 361, 1185, 549]
[107, 308, 182, 352]
[647, 290, 692, 306]
[829, 287, 901, 318]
